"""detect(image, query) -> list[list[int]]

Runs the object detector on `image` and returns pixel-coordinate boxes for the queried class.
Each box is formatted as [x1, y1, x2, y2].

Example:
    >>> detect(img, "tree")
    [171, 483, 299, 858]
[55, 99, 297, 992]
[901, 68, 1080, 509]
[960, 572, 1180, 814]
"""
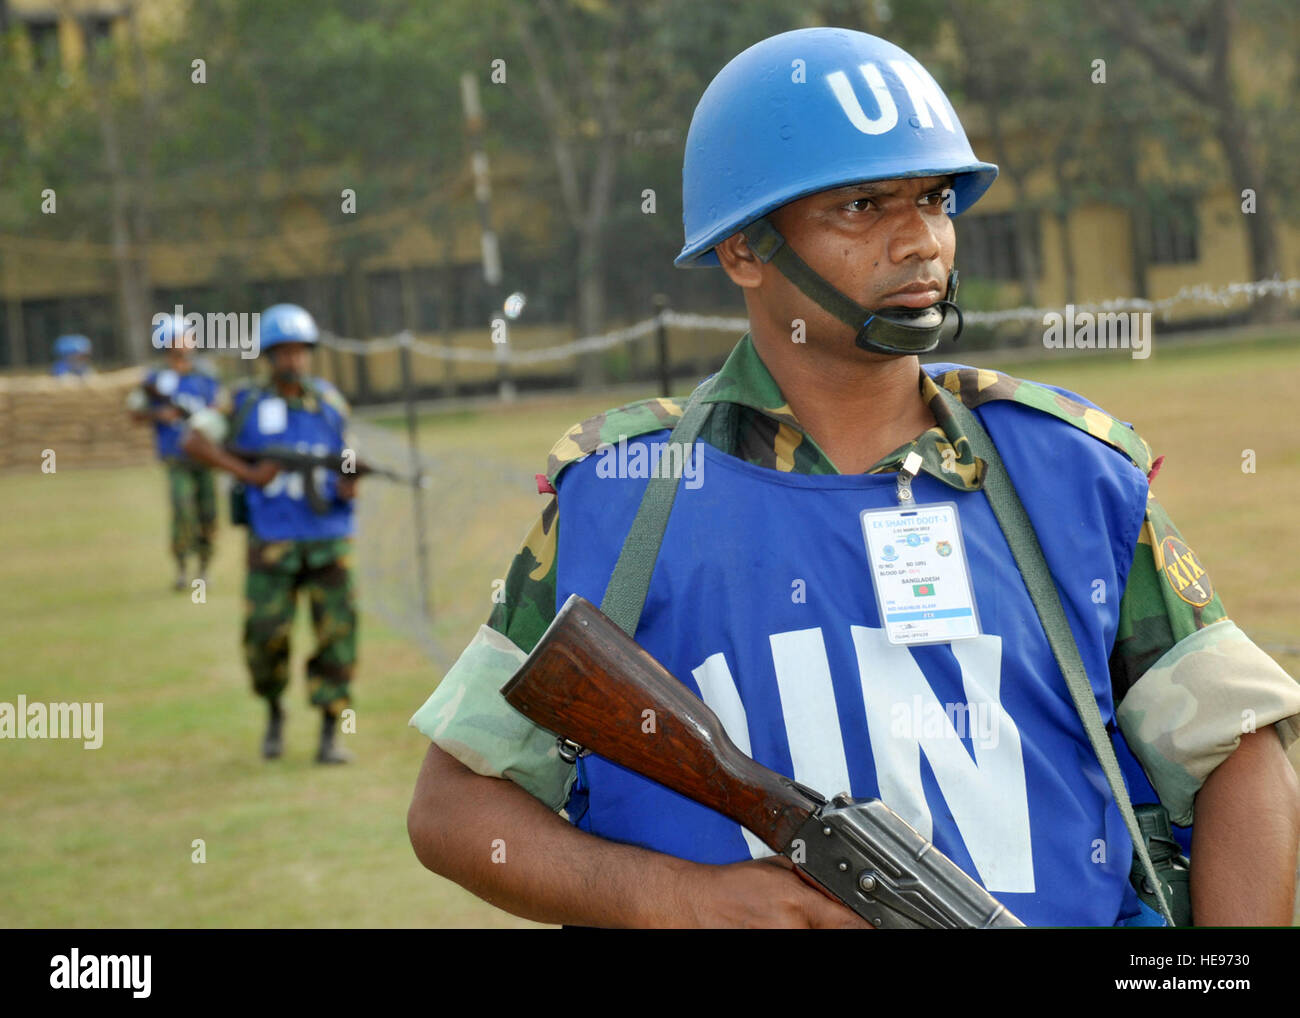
[1097, 0, 1293, 320]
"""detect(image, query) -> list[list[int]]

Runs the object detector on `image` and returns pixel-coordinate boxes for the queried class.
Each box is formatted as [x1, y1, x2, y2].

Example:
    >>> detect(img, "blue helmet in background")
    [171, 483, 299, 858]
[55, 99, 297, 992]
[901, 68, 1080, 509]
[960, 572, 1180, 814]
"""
[53, 334, 92, 358]
[259, 304, 319, 351]
[675, 27, 998, 268]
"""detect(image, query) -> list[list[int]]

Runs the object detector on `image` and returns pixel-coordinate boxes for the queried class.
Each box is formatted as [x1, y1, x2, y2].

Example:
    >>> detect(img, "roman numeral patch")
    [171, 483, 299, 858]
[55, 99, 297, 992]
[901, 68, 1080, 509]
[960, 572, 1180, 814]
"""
[1160, 536, 1214, 607]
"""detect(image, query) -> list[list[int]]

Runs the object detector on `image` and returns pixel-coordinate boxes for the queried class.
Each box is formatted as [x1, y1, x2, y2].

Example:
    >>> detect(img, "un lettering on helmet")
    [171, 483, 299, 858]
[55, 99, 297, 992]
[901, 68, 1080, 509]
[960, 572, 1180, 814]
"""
[676, 28, 998, 268]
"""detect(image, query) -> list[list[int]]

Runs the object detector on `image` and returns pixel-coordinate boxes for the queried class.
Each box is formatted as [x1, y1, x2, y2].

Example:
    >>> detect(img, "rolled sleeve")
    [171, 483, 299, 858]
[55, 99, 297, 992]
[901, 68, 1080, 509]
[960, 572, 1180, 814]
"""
[409, 624, 576, 812]
[186, 406, 229, 444]
[1116, 619, 1300, 825]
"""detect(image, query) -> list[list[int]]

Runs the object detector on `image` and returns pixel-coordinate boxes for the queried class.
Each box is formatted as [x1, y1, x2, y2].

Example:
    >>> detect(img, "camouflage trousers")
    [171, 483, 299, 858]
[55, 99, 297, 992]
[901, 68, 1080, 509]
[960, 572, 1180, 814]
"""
[244, 537, 357, 717]
[166, 461, 217, 564]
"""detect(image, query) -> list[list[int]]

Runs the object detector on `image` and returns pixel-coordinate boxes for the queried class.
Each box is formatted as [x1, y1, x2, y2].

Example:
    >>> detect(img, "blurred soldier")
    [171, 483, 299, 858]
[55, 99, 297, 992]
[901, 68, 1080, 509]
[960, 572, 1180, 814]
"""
[182, 304, 359, 764]
[126, 314, 223, 590]
[51, 334, 94, 377]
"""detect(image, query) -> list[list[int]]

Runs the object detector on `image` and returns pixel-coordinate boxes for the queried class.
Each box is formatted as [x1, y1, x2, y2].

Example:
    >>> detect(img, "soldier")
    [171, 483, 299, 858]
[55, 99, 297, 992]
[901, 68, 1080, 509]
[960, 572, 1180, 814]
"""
[182, 304, 359, 765]
[50, 334, 94, 377]
[126, 314, 223, 590]
[406, 29, 1300, 926]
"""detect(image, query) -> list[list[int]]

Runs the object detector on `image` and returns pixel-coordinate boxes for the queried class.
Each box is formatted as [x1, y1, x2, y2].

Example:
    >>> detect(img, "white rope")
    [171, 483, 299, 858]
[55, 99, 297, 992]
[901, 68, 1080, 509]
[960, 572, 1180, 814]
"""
[963, 278, 1300, 325]
[661, 311, 749, 332]
[313, 278, 1299, 363]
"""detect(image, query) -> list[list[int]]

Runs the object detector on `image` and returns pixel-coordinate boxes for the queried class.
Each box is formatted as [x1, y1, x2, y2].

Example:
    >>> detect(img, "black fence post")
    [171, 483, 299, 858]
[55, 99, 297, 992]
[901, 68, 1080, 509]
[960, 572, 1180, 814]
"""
[653, 293, 670, 397]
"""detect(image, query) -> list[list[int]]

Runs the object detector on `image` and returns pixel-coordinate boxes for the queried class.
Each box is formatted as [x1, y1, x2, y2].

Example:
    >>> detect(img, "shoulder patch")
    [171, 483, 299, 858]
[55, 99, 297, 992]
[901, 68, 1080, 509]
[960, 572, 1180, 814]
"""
[931, 366, 1153, 474]
[546, 396, 686, 483]
[1155, 534, 1215, 608]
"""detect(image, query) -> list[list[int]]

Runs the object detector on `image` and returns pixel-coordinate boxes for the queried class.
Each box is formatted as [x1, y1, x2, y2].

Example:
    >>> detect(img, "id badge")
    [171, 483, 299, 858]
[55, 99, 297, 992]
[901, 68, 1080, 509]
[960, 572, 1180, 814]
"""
[257, 397, 288, 435]
[860, 501, 981, 645]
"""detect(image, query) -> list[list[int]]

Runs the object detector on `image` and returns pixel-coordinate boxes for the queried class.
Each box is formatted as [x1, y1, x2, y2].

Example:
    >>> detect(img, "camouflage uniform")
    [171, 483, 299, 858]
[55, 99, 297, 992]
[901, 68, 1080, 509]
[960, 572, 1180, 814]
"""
[412, 335, 1300, 828]
[206, 382, 359, 718]
[243, 536, 357, 717]
[166, 461, 217, 566]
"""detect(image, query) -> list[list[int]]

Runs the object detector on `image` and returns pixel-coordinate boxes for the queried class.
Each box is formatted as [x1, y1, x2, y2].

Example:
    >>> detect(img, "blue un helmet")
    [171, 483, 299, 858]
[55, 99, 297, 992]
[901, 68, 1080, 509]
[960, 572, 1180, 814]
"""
[53, 334, 92, 358]
[675, 28, 998, 355]
[259, 304, 319, 351]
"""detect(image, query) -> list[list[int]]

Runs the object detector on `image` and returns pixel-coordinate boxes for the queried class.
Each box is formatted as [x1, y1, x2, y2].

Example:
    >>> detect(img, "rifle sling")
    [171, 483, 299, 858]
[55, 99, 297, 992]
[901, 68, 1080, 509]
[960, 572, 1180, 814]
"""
[599, 378, 716, 636]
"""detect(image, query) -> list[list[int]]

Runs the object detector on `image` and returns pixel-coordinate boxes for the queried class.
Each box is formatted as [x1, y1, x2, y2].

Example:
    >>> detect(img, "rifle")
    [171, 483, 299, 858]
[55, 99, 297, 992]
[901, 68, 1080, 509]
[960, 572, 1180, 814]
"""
[140, 380, 193, 420]
[225, 444, 428, 517]
[227, 445, 424, 486]
[502, 594, 1024, 929]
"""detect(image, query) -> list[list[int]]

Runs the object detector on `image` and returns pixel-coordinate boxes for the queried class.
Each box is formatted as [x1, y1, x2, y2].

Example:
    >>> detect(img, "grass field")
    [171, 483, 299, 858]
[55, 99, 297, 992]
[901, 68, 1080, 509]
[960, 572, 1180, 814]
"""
[2, 331, 1297, 927]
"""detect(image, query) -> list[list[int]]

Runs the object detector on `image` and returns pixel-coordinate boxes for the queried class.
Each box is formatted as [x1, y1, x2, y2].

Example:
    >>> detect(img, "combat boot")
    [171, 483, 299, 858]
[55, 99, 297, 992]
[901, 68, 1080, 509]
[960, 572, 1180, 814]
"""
[262, 701, 284, 760]
[315, 710, 352, 765]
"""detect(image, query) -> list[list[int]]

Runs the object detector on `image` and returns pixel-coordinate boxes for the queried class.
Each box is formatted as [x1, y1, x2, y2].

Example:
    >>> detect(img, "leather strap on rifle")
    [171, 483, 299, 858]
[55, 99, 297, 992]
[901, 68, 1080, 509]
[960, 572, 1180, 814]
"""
[600, 377, 716, 638]
[935, 386, 1175, 927]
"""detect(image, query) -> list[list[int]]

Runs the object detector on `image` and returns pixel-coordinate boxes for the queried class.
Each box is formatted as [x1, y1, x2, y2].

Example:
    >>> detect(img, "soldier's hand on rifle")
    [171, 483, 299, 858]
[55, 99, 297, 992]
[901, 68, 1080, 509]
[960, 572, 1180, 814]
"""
[154, 406, 184, 424]
[241, 460, 282, 488]
[671, 856, 872, 929]
[336, 475, 359, 501]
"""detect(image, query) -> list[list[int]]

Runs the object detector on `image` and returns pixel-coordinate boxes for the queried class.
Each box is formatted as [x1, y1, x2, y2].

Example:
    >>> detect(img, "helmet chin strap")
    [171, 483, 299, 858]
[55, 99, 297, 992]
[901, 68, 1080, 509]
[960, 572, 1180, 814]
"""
[740, 216, 963, 356]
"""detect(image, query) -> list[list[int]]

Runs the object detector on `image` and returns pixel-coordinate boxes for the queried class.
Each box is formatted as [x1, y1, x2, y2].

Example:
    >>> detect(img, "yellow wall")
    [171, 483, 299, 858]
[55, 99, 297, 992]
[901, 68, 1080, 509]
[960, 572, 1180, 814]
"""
[5, 4, 1296, 346]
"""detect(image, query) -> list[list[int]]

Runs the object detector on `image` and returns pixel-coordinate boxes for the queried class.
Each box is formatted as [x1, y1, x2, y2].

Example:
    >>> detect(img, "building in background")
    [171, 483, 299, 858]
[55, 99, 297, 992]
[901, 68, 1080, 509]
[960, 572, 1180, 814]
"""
[1, 1, 1295, 400]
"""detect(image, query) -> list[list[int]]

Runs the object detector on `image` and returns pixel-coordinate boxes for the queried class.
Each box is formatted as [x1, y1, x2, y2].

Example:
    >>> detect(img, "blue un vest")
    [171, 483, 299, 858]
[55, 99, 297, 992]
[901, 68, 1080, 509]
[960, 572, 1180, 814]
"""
[554, 368, 1172, 927]
[231, 381, 354, 542]
[146, 368, 221, 460]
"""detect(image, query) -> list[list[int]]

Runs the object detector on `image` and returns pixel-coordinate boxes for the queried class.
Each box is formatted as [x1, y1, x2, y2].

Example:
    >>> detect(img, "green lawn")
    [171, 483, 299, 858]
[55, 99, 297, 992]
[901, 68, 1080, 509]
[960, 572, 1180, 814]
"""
[1, 330, 1296, 926]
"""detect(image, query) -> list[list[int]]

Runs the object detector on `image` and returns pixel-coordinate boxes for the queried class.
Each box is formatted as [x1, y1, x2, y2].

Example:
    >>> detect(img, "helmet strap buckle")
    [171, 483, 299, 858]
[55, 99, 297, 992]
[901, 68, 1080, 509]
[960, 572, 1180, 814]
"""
[855, 269, 963, 355]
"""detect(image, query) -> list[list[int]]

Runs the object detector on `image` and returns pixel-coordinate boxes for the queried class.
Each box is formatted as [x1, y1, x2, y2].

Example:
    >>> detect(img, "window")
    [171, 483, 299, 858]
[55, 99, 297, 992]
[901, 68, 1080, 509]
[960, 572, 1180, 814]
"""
[23, 299, 63, 362]
[82, 17, 114, 52]
[410, 268, 443, 331]
[365, 270, 405, 335]
[450, 264, 495, 329]
[1147, 205, 1199, 265]
[955, 211, 1041, 282]
[22, 295, 115, 362]
[26, 20, 60, 71]
[297, 276, 346, 334]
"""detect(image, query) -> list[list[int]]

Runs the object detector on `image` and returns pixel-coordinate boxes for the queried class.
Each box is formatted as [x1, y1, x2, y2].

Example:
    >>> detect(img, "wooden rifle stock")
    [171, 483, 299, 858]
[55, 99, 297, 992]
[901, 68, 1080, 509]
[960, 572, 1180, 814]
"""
[501, 594, 821, 853]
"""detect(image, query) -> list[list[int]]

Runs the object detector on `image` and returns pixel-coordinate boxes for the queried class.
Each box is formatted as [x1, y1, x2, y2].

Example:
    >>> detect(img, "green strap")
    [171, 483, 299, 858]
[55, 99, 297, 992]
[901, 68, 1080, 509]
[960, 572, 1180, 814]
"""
[742, 218, 867, 331]
[600, 379, 716, 637]
[937, 387, 1175, 926]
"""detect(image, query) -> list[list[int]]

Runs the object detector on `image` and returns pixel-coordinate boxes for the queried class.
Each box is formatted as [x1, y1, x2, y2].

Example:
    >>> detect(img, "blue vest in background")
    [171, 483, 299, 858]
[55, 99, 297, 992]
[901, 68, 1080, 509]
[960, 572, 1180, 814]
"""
[146, 368, 221, 461]
[51, 359, 90, 377]
[231, 381, 354, 542]
[554, 367, 1172, 927]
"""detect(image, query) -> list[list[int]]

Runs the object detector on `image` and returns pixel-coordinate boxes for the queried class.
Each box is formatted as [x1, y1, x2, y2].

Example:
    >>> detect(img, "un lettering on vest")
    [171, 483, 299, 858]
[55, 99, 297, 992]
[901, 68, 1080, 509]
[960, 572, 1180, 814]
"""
[692, 624, 1034, 894]
[826, 59, 956, 136]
